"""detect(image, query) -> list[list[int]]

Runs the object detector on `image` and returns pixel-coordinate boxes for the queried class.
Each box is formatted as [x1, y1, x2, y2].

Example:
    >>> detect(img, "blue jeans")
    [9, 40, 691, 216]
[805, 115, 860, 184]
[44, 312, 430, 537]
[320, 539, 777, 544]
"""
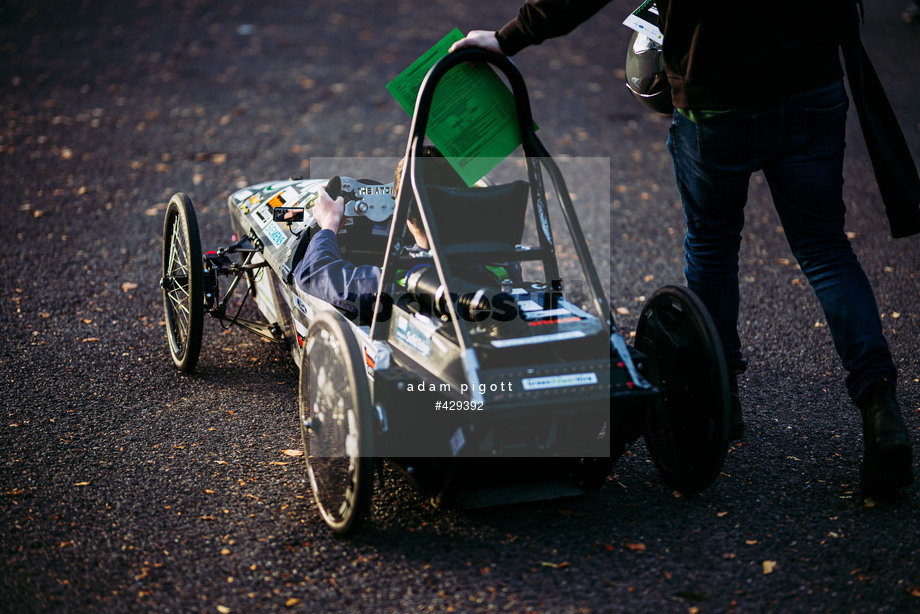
[667, 81, 895, 402]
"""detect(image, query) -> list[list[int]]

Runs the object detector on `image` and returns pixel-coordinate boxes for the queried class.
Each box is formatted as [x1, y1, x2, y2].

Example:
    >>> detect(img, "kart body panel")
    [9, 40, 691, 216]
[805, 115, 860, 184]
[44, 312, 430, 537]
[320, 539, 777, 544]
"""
[225, 177, 649, 462]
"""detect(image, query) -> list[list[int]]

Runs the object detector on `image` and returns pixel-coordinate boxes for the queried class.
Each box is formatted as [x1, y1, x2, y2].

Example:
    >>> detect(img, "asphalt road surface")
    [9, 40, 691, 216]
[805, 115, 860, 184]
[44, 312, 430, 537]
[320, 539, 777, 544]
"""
[2, 1, 920, 612]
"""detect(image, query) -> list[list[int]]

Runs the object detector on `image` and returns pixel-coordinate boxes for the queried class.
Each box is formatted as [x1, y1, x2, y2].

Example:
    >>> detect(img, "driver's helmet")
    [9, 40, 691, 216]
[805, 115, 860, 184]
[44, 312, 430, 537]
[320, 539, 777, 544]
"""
[625, 31, 673, 115]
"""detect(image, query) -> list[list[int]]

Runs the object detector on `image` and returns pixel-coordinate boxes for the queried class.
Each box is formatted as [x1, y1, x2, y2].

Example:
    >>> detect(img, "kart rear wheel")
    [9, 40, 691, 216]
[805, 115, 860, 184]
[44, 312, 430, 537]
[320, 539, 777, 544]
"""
[300, 311, 374, 535]
[161, 193, 204, 372]
[635, 285, 729, 494]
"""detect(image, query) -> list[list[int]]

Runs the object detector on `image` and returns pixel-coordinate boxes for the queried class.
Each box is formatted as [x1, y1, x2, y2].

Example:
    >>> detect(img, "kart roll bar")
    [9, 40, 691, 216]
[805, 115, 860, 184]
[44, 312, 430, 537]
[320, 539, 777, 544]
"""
[371, 47, 615, 374]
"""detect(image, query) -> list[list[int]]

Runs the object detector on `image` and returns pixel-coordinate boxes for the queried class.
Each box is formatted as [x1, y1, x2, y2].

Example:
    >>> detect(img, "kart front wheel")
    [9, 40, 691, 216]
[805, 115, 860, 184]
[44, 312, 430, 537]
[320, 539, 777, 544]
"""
[635, 285, 730, 494]
[300, 311, 374, 535]
[161, 193, 204, 372]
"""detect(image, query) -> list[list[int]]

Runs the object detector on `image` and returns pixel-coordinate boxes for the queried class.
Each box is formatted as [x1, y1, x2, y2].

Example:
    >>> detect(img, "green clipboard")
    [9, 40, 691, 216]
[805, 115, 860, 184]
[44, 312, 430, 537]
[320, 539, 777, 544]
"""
[386, 28, 536, 187]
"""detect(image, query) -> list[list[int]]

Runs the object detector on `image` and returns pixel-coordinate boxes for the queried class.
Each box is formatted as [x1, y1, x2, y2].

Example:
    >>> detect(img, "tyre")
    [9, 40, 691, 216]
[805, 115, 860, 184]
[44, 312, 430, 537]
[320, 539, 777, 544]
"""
[300, 311, 374, 535]
[161, 193, 204, 372]
[635, 285, 730, 494]
[570, 456, 616, 491]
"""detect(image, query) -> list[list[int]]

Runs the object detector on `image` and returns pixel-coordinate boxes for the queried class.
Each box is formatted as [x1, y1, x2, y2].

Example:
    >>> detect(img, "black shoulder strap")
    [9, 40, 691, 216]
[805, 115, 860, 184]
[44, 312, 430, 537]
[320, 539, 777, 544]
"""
[841, 0, 920, 238]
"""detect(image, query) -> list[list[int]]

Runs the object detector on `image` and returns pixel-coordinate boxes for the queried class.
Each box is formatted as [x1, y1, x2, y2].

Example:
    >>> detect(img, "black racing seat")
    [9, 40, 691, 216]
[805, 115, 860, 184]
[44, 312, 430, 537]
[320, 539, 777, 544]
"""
[424, 180, 530, 260]
[399, 180, 532, 321]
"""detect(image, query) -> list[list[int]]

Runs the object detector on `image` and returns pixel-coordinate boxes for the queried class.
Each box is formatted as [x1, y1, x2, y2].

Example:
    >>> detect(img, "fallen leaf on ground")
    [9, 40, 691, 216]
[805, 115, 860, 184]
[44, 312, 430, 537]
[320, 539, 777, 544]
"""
[763, 560, 777, 575]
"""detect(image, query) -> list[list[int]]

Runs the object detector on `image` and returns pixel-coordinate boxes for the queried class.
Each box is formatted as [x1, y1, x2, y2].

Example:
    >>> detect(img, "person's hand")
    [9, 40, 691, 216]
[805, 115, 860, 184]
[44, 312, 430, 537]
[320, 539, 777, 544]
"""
[449, 30, 503, 55]
[312, 186, 345, 232]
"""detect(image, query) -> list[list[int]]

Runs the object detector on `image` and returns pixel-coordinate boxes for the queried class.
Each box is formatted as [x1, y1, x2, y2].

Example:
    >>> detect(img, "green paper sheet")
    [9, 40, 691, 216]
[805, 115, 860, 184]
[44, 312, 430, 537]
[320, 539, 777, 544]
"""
[386, 28, 535, 186]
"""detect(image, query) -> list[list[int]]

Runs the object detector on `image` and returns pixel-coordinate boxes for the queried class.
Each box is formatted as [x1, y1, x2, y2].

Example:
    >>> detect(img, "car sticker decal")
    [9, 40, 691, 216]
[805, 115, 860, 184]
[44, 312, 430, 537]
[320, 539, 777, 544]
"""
[294, 296, 313, 320]
[516, 299, 543, 312]
[263, 222, 287, 248]
[521, 372, 598, 391]
[251, 203, 273, 229]
[395, 315, 431, 358]
[491, 330, 585, 348]
[521, 307, 573, 321]
[294, 320, 308, 347]
[267, 186, 301, 209]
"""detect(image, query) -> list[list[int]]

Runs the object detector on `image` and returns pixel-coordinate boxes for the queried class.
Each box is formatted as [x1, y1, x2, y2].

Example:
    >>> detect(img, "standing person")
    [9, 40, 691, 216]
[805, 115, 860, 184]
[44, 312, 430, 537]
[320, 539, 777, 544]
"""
[451, 0, 915, 495]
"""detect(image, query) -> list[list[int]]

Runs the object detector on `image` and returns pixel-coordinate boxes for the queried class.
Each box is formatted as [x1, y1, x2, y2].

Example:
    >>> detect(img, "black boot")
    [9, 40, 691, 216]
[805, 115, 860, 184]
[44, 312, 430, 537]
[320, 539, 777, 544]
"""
[857, 379, 913, 495]
[729, 373, 744, 441]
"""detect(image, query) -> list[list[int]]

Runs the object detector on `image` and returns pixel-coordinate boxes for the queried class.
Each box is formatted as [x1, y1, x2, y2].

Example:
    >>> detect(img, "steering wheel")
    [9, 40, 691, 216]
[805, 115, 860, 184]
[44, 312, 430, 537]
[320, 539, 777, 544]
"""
[325, 176, 396, 223]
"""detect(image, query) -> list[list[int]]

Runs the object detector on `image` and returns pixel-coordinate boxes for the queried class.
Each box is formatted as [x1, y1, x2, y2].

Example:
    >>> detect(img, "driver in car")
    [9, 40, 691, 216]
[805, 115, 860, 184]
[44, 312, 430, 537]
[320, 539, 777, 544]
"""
[293, 149, 516, 321]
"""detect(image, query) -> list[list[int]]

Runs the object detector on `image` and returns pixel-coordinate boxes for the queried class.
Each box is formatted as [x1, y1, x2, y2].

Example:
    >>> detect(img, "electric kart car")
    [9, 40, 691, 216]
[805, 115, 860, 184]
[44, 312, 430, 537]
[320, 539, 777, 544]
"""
[160, 48, 730, 535]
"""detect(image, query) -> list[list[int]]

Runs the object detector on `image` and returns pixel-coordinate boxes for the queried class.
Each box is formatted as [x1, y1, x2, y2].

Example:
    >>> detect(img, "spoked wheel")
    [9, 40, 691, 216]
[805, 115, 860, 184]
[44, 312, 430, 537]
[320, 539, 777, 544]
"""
[161, 193, 204, 372]
[634, 285, 730, 494]
[300, 311, 374, 535]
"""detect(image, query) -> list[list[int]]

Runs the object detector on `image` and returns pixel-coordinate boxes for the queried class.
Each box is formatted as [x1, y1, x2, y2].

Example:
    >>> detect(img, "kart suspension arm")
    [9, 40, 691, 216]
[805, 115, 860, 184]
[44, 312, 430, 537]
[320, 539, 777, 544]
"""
[204, 239, 286, 346]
